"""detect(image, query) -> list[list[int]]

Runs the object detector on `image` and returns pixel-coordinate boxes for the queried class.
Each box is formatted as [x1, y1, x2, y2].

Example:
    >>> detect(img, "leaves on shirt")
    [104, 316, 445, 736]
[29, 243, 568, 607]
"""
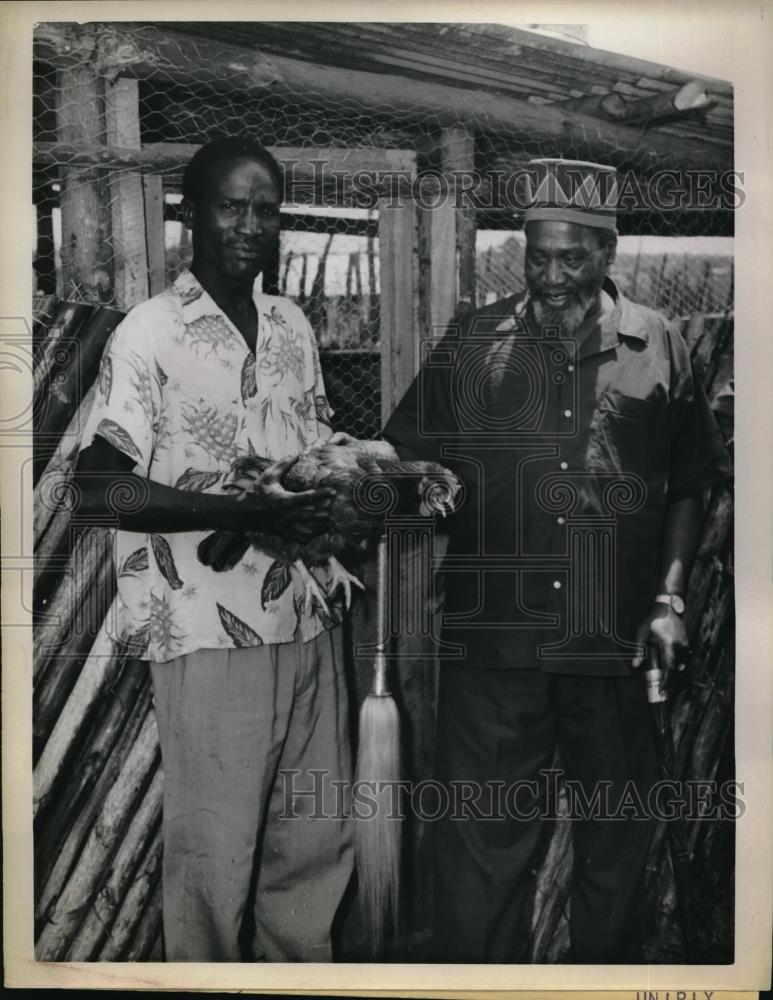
[216, 602, 263, 647]
[96, 418, 144, 464]
[119, 547, 149, 576]
[98, 354, 113, 403]
[241, 352, 258, 403]
[149, 533, 184, 590]
[155, 361, 168, 386]
[174, 468, 222, 492]
[261, 560, 292, 609]
[315, 394, 332, 427]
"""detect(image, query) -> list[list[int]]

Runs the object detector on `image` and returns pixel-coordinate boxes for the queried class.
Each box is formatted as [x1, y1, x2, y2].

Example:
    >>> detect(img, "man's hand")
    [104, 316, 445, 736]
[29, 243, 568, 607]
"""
[631, 603, 689, 690]
[228, 455, 334, 543]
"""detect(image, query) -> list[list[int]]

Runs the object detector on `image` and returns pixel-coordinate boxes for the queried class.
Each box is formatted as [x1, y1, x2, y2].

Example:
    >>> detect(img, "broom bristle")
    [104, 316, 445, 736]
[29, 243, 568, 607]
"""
[355, 693, 401, 952]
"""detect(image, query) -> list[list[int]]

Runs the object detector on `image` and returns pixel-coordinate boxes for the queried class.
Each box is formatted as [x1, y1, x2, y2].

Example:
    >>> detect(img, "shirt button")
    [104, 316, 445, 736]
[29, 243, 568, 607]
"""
[553, 580, 562, 590]
[560, 461, 568, 470]
[557, 516, 565, 525]
[563, 409, 572, 418]
[567, 364, 575, 372]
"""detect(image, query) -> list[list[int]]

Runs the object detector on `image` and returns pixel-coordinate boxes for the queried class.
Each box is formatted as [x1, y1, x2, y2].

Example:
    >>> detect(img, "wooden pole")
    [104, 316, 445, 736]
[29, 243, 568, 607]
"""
[143, 174, 166, 296]
[66, 769, 163, 959]
[379, 196, 417, 426]
[33, 527, 114, 685]
[441, 127, 477, 310]
[367, 230, 379, 342]
[35, 671, 152, 925]
[34, 384, 97, 547]
[34, 600, 123, 817]
[105, 78, 149, 309]
[101, 837, 163, 961]
[54, 30, 113, 302]
[33, 550, 116, 756]
[35, 709, 160, 959]
[34, 23, 732, 175]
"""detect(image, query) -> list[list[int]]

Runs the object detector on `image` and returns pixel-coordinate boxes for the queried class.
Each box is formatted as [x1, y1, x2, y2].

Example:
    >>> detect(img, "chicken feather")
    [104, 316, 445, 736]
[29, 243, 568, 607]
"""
[197, 438, 461, 578]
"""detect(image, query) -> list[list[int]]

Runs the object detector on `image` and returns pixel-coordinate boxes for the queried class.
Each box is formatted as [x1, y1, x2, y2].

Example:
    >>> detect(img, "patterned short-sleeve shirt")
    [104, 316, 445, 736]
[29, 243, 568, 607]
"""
[78, 270, 335, 663]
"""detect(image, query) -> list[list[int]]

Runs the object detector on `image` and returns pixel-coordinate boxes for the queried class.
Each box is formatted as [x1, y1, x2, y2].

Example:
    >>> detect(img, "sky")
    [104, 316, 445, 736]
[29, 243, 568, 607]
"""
[518, 8, 738, 83]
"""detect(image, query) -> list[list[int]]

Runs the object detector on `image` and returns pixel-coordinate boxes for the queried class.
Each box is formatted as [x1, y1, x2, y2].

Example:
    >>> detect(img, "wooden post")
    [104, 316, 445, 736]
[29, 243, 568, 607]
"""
[378, 197, 417, 425]
[105, 78, 149, 309]
[55, 28, 112, 302]
[441, 128, 477, 310]
[429, 199, 457, 339]
[142, 175, 166, 296]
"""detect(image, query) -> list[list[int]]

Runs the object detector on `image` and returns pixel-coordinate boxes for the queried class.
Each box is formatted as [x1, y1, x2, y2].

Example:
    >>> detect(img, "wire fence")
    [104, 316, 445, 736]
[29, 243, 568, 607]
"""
[34, 21, 734, 442]
[476, 231, 734, 320]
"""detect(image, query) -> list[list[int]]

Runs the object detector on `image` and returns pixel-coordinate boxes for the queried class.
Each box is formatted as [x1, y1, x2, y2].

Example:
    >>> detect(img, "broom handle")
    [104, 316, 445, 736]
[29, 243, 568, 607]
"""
[372, 534, 389, 697]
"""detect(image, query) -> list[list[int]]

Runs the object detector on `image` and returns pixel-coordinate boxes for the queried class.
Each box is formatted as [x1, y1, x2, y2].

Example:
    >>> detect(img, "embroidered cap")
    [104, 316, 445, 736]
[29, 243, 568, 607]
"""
[522, 158, 618, 231]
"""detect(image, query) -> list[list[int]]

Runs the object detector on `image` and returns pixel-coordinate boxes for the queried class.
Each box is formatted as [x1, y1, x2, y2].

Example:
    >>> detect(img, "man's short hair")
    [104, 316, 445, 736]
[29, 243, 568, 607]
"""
[182, 137, 284, 205]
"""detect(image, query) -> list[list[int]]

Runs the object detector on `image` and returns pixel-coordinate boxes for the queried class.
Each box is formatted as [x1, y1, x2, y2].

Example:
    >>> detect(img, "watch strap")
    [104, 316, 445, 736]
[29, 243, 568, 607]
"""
[654, 593, 685, 614]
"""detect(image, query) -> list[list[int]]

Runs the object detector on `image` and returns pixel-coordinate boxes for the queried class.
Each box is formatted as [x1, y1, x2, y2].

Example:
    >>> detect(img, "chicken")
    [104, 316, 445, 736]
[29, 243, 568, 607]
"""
[197, 438, 461, 614]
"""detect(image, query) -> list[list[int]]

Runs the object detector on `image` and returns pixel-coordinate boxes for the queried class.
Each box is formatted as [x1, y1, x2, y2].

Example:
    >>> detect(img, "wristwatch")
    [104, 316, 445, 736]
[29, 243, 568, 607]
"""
[654, 593, 685, 615]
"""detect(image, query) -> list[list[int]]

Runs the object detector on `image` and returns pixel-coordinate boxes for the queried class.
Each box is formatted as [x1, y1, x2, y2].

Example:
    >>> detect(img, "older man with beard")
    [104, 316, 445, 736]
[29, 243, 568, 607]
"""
[383, 159, 731, 963]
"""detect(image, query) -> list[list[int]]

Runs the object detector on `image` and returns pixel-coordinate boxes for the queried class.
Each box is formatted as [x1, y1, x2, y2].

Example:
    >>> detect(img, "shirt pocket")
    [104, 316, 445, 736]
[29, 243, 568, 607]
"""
[588, 390, 664, 478]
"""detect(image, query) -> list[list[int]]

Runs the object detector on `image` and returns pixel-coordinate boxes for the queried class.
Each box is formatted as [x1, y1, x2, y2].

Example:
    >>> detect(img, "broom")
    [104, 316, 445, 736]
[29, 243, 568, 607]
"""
[355, 533, 401, 952]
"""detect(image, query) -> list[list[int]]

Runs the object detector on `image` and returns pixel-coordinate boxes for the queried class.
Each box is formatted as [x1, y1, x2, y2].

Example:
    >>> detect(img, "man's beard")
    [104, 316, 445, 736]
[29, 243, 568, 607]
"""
[530, 288, 599, 336]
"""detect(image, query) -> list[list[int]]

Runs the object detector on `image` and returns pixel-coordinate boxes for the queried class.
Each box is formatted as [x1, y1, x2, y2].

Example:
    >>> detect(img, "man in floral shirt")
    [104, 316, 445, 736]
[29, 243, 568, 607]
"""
[75, 138, 352, 961]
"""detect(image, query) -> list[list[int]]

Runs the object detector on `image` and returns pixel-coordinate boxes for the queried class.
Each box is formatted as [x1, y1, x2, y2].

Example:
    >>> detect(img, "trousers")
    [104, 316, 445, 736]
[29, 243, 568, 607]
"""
[432, 666, 658, 964]
[149, 625, 354, 962]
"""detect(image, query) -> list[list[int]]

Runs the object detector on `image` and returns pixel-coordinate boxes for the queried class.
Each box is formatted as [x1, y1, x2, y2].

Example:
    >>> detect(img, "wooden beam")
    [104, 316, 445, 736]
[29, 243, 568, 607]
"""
[33, 141, 416, 198]
[105, 78, 149, 309]
[379, 198, 417, 426]
[34, 23, 732, 175]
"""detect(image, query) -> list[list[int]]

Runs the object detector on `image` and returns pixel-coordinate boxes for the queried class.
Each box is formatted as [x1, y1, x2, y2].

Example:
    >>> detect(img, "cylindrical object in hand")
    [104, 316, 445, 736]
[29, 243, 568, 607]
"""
[645, 646, 668, 704]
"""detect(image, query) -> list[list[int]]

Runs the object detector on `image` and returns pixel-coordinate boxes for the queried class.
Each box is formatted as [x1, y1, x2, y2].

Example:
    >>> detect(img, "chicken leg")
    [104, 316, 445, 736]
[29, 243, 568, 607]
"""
[292, 559, 330, 616]
[326, 555, 365, 610]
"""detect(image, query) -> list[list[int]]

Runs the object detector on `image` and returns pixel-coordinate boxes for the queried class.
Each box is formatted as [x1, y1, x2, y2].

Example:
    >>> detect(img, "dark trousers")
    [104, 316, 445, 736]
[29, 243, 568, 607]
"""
[432, 666, 658, 964]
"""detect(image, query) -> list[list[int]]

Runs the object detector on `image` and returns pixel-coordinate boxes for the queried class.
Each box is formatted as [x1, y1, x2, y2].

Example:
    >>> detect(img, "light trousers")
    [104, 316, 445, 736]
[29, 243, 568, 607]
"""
[150, 626, 354, 962]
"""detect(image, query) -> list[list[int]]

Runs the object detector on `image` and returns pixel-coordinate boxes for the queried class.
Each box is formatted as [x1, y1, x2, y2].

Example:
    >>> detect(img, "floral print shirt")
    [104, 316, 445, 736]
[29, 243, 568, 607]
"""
[78, 270, 335, 662]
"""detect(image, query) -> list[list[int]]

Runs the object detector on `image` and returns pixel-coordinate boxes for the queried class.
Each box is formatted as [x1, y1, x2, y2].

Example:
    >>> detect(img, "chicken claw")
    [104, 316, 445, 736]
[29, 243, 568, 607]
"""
[326, 556, 365, 610]
[292, 559, 330, 616]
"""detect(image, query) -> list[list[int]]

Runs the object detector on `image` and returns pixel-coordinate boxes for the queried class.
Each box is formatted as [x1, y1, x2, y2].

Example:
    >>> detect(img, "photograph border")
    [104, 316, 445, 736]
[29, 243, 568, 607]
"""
[3, 0, 771, 991]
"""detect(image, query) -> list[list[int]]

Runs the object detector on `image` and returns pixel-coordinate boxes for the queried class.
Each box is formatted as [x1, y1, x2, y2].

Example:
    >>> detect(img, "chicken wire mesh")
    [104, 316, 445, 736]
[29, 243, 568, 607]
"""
[33, 20, 734, 440]
[476, 230, 734, 320]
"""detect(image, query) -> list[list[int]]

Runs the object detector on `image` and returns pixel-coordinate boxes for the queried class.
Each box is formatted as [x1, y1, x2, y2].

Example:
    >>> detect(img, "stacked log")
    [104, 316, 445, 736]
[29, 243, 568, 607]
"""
[32, 301, 166, 961]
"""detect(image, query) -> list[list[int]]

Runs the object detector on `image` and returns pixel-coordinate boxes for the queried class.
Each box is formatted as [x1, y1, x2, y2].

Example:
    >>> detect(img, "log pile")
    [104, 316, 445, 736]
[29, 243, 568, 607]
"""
[33, 300, 734, 962]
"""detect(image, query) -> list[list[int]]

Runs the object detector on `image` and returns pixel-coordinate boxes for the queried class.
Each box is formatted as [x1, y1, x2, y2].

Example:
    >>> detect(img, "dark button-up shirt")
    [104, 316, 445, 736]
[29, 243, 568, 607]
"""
[383, 278, 732, 675]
